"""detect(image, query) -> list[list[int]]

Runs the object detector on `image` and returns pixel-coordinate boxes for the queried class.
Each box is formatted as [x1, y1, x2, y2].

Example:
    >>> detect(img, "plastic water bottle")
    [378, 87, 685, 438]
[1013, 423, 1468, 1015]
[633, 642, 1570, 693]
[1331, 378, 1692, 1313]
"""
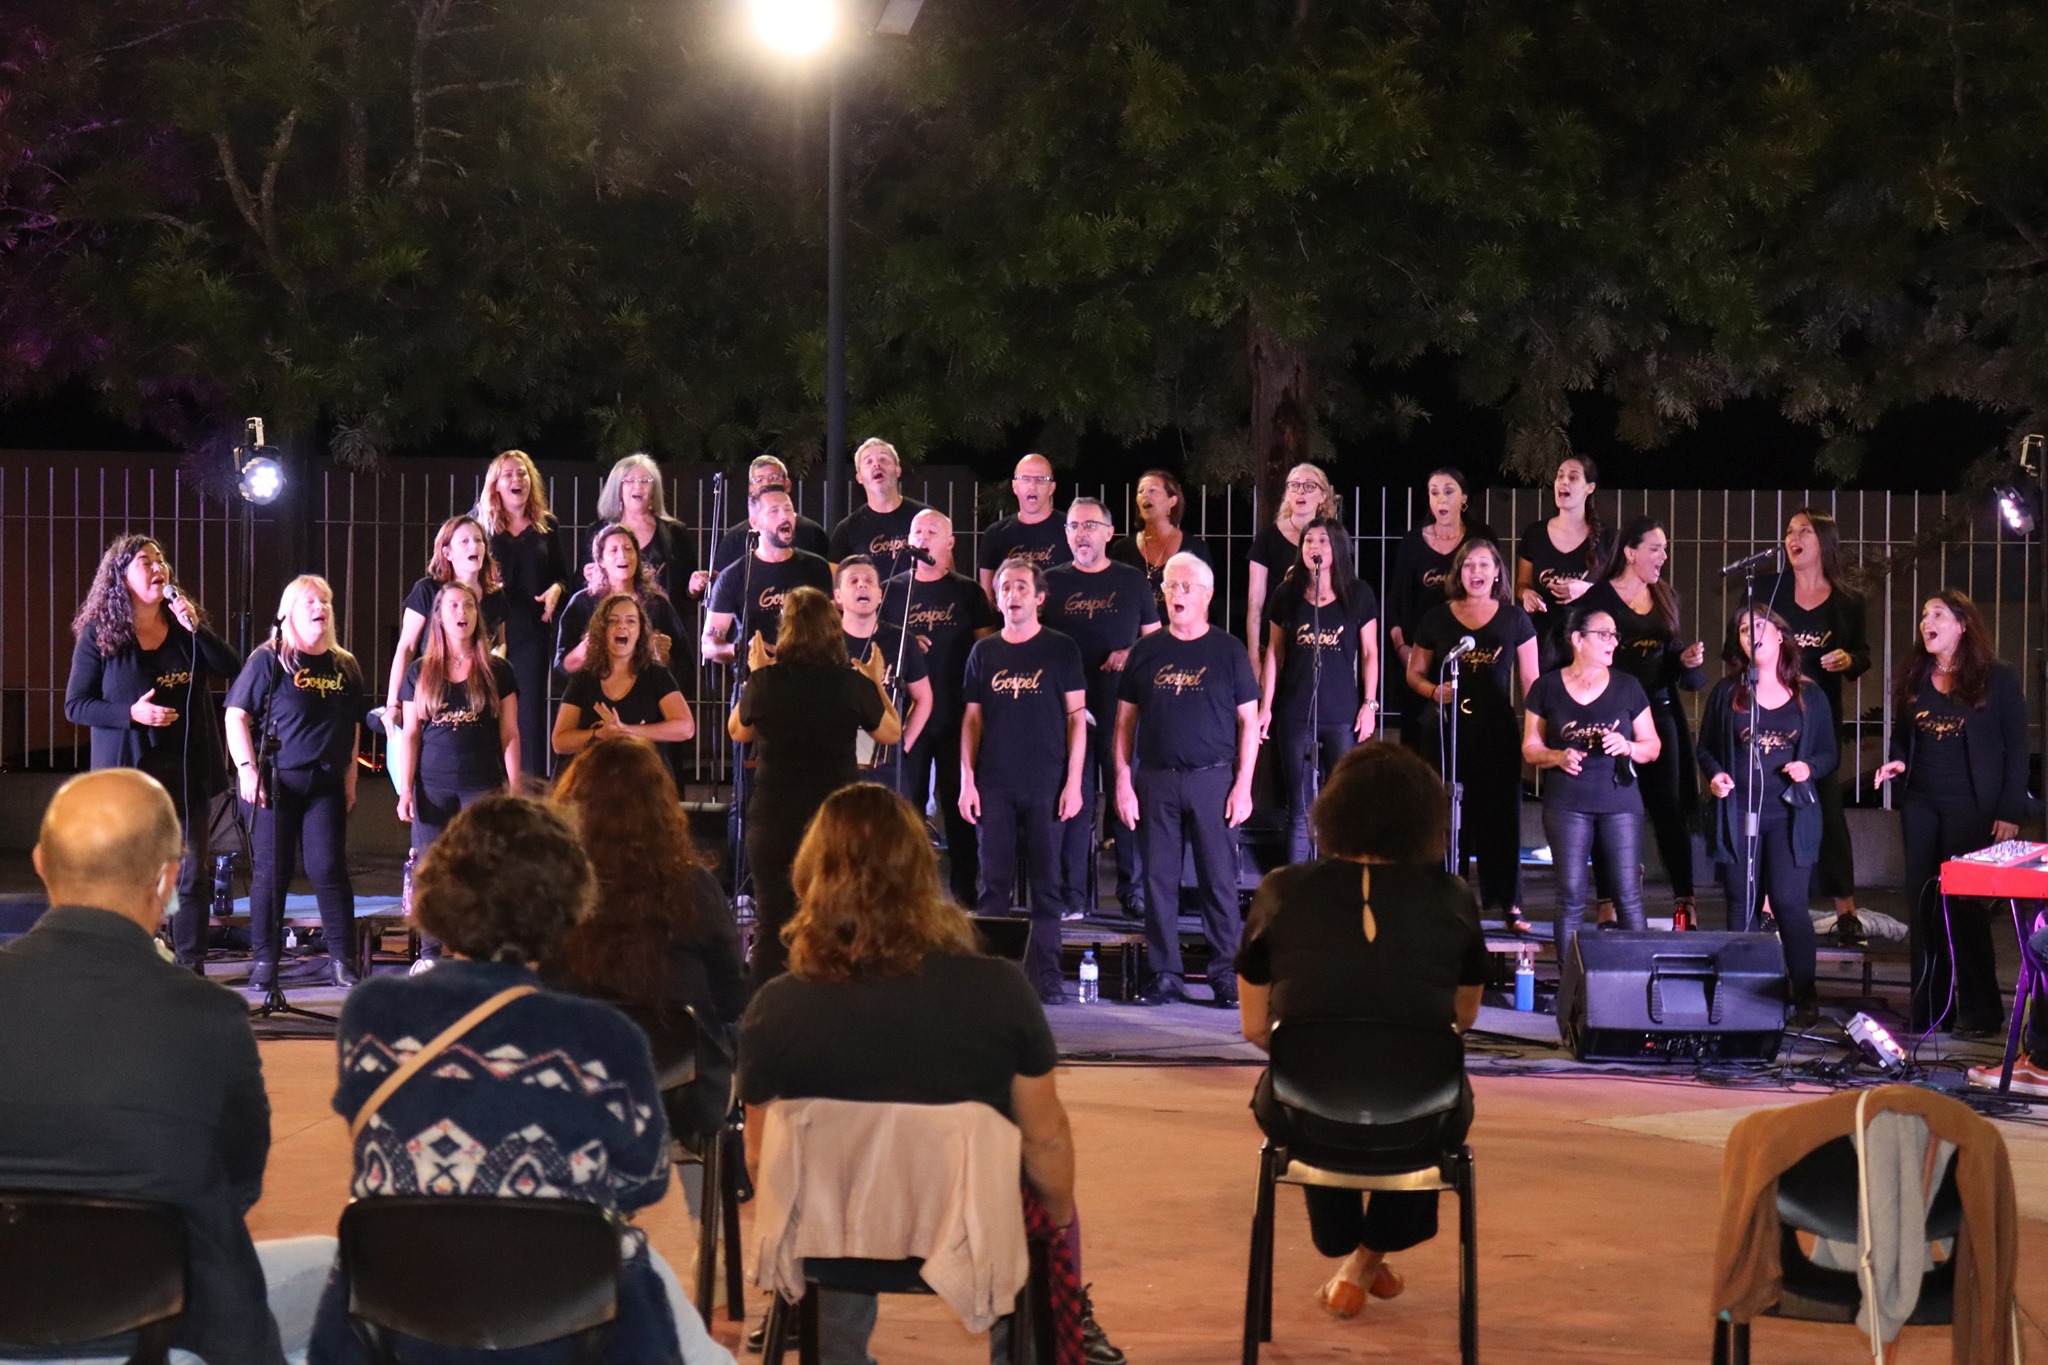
[1514, 948, 1535, 1012]
[1077, 950, 1100, 1005]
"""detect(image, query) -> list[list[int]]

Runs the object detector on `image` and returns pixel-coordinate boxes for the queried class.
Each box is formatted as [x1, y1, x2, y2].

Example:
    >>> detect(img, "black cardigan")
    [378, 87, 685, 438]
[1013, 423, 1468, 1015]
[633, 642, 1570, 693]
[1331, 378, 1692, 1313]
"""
[1696, 680, 1839, 867]
[1888, 661, 2030, 824]
[64, 622, 243, 792]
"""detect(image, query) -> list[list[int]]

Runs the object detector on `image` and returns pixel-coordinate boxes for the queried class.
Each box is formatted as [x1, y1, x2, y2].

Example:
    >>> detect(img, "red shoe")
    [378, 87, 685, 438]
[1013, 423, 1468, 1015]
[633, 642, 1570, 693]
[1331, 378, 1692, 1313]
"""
[1968, 1058, 2048, 1099]
[1316, 1276, 1365, 1319]
[1369, 1263, 1405, 1300]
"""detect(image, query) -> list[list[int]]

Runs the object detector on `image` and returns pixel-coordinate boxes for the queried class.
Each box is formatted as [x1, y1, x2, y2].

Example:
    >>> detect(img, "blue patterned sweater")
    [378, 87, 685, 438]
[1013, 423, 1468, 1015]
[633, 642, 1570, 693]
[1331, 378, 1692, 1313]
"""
[307, 959, 685, 1364]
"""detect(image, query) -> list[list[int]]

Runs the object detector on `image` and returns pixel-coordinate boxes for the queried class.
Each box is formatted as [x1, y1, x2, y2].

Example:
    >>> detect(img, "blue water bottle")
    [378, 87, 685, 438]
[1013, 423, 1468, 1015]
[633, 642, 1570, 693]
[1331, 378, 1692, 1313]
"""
[1514, 947, 1535, 1012]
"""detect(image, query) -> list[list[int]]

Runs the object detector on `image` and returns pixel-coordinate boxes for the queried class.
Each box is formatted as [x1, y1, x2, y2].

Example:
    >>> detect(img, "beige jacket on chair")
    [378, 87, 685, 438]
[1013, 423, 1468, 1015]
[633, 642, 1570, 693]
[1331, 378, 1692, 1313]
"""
[749, 1098, 1030, 1333]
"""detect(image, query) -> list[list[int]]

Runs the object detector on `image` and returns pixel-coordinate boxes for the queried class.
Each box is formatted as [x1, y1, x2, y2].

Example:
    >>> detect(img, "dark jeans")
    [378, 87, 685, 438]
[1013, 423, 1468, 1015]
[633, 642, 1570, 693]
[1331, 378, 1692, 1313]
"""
[905, 718, 978, 906]
[1636, 701, 1695, 898]
[1060, 676, 1139, 912]
[410, 775, 504, 852]
[162, 777, 216, 967]
[247, 763, 354, 967]
[1135, 766, 1242, 981]
[746, 786, 827, 989]
[1717, 807, 1817, 996]
[1450, 715, 1521, 913]
[1271, 715, 1356, 866]
[1545, 804, 1644, 1020]
[1811, 765, 1856, 901]
[505, 635, 553, 780]
[1252, 1071, 1471, 1256]
[976, 787, 1067, 987]
[1900, 789, 2001, 1031]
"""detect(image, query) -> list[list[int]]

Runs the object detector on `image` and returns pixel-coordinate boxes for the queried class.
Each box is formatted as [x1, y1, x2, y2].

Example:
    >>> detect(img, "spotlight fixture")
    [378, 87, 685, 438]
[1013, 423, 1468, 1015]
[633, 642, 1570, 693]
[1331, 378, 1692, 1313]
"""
[234, 416, 286, 506]
[1994, 483, 2035, 536]
[750, 0, 835, 55]
[1844, 1011, 1908, 1075]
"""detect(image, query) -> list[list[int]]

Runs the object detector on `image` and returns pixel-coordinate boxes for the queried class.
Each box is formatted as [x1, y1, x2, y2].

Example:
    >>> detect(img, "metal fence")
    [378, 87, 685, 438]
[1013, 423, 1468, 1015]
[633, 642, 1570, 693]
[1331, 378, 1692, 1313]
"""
[3, 451, 2035, 803]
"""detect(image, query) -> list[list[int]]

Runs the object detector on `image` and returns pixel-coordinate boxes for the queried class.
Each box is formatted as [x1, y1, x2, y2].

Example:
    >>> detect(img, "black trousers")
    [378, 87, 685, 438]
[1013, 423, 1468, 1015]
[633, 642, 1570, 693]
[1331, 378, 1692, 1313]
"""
[1900, 788, 2002, 1031]
[976, 787, 1067, 987]
[1448, 712, 1521, 913]
[1811, 766, 1856, 901]
[1135, 766, 1242, 981]
[1060, 680, 1140, 914]
[746, 786, 828, 989]
[247, 763, 354, 967]
[906, 718, 978, 906]
[154, 772, 217, 967]
[1637, 701, 1696, 898]
[1253, 1072, 1472, 1256]
[505, 635, 553, 781]
[1717, 807, 1817, 996]
[1271, 714, 1356, 866]
[411, 775, 503, 852]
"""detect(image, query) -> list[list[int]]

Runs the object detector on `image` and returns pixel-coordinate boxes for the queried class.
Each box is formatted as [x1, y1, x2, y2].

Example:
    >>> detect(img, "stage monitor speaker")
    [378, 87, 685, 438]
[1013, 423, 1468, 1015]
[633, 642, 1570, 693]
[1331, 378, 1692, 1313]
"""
[969, 914, 1030, 964]
[1563, 931, 1785, 1063]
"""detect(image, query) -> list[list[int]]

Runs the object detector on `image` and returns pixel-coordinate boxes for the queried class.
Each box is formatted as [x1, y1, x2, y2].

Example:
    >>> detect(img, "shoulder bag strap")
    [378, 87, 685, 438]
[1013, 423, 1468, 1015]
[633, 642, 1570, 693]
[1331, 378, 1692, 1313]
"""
[348, 984, 538, 1143]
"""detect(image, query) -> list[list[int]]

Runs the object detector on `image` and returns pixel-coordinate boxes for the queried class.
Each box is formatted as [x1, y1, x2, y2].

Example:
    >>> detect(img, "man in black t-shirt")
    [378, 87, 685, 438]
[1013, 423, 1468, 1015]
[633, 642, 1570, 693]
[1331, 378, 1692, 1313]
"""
[962, 558, 1087, 1004]
[836, 555, 932, 788]
[827, 438, 930, 583]
[976, 453, 1072, 601]
[1042, 496, 1160, 921]
[884, 510, 998, 905]
[703, 487, 833, 662]
[689, 455, 831, 598]
[1115, 553, 1261, 1007]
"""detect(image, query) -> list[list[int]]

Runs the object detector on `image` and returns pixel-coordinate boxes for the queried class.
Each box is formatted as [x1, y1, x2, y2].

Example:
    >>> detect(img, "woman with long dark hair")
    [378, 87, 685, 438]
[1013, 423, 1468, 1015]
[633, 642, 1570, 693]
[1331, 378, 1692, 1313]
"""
[1522, 606, 1659, 1015]
[1109, 468, 1213, 616]
[553, 593, 695, 777]
[477, 448, 569, 778]
[1387, 468, 1490, 671]
[225, 576, 366, 988]
[1404, 538, 1537, 930]
[1578, 516, 1708, 923]
[1515, 455, 1611, 672]
[392, 582, 519, 851]
[1699, 606, 1836, 1021]
[548, 736, 744, 1145]
[556, 522, 690, 675]
[1258, 518, 1380, 863]
[1246, 463, 1342, 675]
[728, 587, 898, 987]
[1873, 590, 2027, 1036]
[66, 534, 243, 969]
[1739, 508, 1872, 933]
[383, 513, 507, 718]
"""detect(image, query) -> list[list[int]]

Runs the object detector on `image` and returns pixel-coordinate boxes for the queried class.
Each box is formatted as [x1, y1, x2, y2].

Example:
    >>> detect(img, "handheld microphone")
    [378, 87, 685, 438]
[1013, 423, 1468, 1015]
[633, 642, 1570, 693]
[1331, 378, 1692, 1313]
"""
[163, 583, 182, 604]
[906, 544, 936, 567]
[1719, 546, 1781, 578]
[1443, 634, 1479, 662]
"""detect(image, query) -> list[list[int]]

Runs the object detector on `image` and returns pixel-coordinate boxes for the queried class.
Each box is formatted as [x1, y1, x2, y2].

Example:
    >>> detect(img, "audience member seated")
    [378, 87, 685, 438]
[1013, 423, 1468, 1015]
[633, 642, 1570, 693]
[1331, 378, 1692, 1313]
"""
[547, 737, 747, 1172]
[737, 783, 1124, 1365]
[1234, 742, 1487, 1322]
[0, 769, 331, 1365]
[308, 793, 734, 1364]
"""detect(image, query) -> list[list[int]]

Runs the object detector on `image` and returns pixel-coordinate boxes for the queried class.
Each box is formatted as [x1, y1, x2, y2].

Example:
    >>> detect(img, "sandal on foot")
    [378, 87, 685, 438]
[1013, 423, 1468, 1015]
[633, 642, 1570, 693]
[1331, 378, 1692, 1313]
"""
[1316, 1276, 1366, 1319]
[1369, 1264, 1404, 1300]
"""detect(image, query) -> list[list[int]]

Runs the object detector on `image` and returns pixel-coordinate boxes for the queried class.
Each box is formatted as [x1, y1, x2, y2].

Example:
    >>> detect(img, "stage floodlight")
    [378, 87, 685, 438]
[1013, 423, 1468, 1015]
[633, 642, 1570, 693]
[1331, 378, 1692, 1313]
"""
[239, 454, 286, 505]
[751, 0, 836, 55]
[1995, 483, 2035, 536]
[1845, 1011, 1908, 1075]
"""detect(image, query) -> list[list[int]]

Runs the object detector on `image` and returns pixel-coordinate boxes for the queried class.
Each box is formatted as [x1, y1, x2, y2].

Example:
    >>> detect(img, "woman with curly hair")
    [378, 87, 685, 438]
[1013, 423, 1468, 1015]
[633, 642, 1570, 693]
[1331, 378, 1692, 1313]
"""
[310, 793, 733, 1365]
[383, 513, 507, 717]
[1874, 590, 2028, 1035]
[727, 585, 899, 986]
[548, 737, 743, 1146]
[552, 593, 695, 787]
[739, 783, 1101, 1364]
[556, 522, 690, 676]
[65, 533, 243, 969]
[478, 449, 570, 777]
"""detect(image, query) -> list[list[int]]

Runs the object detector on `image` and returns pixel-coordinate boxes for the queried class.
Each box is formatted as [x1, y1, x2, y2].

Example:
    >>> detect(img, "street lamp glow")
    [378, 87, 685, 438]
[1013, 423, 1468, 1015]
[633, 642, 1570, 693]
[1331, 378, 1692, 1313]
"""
[751, 0, 836, 55]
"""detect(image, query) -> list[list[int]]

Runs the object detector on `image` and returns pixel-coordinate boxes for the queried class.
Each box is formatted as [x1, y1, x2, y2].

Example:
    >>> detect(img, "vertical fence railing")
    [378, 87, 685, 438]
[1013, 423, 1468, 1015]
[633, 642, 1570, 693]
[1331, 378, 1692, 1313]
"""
[3, 453, 2036, 806]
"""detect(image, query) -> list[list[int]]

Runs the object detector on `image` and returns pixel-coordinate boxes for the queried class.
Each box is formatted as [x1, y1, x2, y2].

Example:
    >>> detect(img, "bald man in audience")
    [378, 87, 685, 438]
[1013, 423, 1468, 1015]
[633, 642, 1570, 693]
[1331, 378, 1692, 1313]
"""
[0, 769, 332, 1364]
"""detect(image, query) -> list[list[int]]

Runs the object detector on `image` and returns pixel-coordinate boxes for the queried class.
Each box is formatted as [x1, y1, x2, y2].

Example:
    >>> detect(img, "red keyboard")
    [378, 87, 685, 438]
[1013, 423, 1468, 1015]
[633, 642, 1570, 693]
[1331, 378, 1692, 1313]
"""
[1941, 841, 2048, 899]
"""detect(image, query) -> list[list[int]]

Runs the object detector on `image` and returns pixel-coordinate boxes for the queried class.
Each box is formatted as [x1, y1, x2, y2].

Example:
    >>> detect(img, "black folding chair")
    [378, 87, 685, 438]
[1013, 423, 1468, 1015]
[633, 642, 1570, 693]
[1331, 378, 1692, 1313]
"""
[338, 1196, 622, 1364]
[1242, 1018, 1478, 1365]
[762, 1239, 1058, 1365]
[0, 1192, 185, 1365]
[1711, 1133, 1964, 1363]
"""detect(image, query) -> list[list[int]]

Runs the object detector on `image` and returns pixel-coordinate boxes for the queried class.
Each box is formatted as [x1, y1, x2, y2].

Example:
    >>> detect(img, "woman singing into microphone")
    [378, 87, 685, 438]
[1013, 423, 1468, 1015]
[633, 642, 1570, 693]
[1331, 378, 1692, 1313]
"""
[384, 514, 508, 718]
[1405, 539, 1537, 930]
[1698, 606, 1835, 1023]
[1873, 591, 2027, 1036]
[66, 534, 243, 970]
[1258, 518, 1380, 863]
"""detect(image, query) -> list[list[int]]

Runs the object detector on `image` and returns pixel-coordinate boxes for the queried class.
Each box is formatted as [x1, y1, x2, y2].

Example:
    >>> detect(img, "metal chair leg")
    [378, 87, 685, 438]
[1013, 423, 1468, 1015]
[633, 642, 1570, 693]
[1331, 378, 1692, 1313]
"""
[1712, 1316, 1730, 1365]
[1243, 1145, 1277, 1365]
[1259, 1149, 1278, 1342]
[797, 1288, 821, 1365]
[1458, 1151, 1478, 1365]
[761, 1292, 794, 1365]
[722, 1126, 746, 1321]
[695, 1129, 720, 1322]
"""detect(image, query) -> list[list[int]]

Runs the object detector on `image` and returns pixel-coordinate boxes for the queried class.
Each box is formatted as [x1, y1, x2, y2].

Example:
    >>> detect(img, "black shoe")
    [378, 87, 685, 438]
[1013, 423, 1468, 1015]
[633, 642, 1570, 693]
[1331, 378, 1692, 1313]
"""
[1210, 980, 1239, 1010]
[247, 957, 277, 991]
[1133, 974, 1186, 1007]
[1789, 996, 1821, 1028]
[1835, 914, 1867, 946]
[1038, 978, 1070, 1007]
[746, 1315, 766, 1354]
[1079, 1283, 1127, 1365]
[331, 961, 361, 989]
[1951, 1020, 2004, 1042]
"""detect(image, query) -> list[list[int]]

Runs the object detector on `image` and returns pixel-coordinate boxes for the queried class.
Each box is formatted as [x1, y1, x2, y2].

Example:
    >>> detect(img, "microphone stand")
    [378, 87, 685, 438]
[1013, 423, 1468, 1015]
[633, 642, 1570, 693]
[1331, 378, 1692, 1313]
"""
[728, 531, 760, 920]
[892, 595, 916, 793]
[1443, 647, 1465, 878]
[247, 687, 336, 1027]
[1303, 568, 1326, 859]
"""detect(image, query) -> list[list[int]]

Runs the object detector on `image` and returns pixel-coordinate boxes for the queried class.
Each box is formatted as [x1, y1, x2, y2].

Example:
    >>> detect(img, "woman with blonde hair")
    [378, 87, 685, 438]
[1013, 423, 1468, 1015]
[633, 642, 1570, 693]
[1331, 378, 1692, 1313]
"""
[392, 581, 519, 854]
[477, 449, 570, 777]
[728, 586, 898, 985]
[384, 513, 507, 716]
[586, 452, 696, 603]
[740, 783, 1112, 1363]
[1246, 462, 1341, 675]
[225, 576, 368, 988]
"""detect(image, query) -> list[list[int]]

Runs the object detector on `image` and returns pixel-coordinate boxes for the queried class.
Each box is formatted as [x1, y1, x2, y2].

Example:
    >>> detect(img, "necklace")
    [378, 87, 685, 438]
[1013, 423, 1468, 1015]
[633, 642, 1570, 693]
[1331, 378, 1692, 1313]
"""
[1934, 660, 1957, 675]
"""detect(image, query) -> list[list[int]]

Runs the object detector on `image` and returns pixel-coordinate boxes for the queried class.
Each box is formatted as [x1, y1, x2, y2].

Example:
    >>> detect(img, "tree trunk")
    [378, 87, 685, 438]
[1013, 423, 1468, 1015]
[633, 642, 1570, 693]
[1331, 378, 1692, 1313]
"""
[1247, 310, 1310, 510]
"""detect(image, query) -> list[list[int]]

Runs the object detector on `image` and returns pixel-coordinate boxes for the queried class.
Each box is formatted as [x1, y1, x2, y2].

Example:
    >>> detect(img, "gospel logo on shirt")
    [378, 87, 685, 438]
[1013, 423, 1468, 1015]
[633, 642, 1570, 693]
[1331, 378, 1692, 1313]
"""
[1292, 623, 1345, 650]
[1459, 644, 1503, 668]
[1558, 717, 1619, 752]
[867, 532, 909, 561]
[1061, 591, 1121, 621]
[293, 667, 347, 697]
[1791, 627, 1831, 651]
[154, 670, 192, 692]
[1915, 709, 1964, 741]
[757, 585, 790, 614]
[1534, 567, 1592, 593]
[430, 706, 483, 728]
[1738, 726, 1796, 756]
[1627, 636, 1662, 659]
[907, 601, 959, 632]
[1421, 568, 1449, 592]
[990, 668, 1045, 698]
[1152, 664, 1210, 696]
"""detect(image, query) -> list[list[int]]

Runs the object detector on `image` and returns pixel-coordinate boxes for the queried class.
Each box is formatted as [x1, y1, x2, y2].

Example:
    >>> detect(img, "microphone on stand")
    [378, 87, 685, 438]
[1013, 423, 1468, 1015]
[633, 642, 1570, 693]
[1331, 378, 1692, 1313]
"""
[1719, 546, 1781, 578]
[905, 544, 936, 567]
[1442, 634, 1479, 663]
